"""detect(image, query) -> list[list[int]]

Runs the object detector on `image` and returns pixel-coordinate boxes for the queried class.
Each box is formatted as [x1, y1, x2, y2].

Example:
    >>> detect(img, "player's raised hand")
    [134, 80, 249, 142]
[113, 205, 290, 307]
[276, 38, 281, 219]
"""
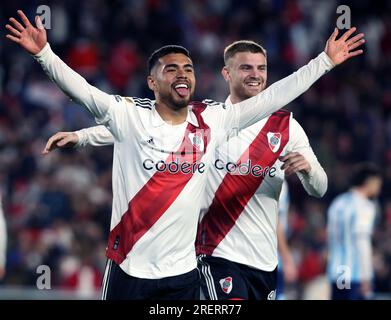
[324, 27, 365, 65]
[42, 132, 79, 155]
[5, 10, 47, 55]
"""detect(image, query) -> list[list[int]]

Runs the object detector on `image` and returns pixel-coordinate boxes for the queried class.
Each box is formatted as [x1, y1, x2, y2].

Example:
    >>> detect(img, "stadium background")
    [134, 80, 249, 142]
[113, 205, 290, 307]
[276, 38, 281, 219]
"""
[0, 0, 390, 299]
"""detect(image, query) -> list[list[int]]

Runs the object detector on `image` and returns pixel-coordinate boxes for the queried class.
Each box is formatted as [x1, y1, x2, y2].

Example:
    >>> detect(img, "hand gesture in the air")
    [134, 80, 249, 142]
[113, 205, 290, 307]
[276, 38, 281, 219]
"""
[325, 27, 365, 65]
[6, 10, 47, 55]
[42, 132, 80, 155]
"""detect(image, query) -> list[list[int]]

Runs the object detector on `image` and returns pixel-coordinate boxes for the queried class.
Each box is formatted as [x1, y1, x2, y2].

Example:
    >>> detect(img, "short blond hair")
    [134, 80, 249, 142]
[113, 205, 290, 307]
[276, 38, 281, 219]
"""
[224, 40, 267, 65]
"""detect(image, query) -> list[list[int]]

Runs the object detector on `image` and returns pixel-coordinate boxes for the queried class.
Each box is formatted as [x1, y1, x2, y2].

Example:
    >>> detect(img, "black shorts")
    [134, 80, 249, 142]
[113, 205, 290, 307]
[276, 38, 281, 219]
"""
[198, 255, 277, 300]
[102, 260, 200, 300]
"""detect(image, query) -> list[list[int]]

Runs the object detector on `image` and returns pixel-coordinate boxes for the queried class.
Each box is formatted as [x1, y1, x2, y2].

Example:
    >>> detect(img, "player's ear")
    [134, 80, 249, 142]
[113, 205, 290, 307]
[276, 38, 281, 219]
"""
[221, 66, 230, 82]
[147, 75, 155, 91]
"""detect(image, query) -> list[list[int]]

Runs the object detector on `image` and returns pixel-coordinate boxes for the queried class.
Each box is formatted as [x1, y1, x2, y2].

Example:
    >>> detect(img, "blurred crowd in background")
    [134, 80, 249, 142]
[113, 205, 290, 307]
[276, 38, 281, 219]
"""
[0, 0, 390, 299]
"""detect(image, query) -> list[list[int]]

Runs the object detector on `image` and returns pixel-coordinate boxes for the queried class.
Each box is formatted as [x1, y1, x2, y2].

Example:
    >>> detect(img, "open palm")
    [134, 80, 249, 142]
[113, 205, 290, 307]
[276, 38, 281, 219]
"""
[325, 27, 365, 65]
[6, 10, 47, 55]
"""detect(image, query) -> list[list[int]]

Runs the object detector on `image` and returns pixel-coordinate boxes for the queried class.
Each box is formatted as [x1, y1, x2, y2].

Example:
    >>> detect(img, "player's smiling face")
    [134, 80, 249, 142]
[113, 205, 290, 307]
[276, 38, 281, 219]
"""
[223, 52, 267, 103]
[148, 53, 195, 110]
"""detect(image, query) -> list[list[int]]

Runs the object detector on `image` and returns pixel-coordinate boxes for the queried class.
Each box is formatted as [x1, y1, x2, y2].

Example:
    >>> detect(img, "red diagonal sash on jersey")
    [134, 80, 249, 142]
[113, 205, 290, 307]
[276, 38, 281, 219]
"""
[107, 103, 210, 265]
[196, 111, 290, 256]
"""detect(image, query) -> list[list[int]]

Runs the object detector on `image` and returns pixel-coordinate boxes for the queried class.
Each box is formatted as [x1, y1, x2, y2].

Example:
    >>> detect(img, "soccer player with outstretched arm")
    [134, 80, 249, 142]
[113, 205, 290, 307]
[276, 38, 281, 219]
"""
[6, 9, 364, 299]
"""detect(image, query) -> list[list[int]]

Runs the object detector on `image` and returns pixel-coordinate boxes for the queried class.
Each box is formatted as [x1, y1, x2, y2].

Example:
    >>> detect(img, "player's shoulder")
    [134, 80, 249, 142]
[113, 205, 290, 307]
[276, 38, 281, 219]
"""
[127, 96, 154, 110]
[199, 99, 228, 118]
[190, 99, 226, 117]
[271, 108, 291, 117]
[331, 192, 353, 208]
[188, 101, 209, 117]
[353, 192, 373, 208]
[112, 95, 154, 110]
[202, 99, 225, 108]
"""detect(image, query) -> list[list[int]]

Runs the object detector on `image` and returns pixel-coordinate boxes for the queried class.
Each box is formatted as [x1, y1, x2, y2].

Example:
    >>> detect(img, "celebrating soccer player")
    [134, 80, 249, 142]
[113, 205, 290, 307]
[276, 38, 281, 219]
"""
[7, 9, 365, 299]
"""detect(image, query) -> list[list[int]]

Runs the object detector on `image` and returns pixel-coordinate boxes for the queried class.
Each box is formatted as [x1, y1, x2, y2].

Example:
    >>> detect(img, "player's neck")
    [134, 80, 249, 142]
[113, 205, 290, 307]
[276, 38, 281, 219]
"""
[155, 102, 188, 125]
[352, 187, 369, 199]
[229, 94, 241, 104]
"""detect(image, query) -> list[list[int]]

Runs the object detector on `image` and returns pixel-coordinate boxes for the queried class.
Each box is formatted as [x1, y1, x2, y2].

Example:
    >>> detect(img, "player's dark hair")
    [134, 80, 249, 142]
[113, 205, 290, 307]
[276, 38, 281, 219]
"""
[147, 45, 191, 74]
[350, 162, 381, 187]
[224, 40, 267, 65]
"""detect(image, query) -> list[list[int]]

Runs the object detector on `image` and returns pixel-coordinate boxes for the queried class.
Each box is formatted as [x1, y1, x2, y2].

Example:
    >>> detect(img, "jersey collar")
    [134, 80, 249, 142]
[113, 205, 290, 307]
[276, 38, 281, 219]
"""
[225, 96, 233, 106]
[151, 104, 199, 128]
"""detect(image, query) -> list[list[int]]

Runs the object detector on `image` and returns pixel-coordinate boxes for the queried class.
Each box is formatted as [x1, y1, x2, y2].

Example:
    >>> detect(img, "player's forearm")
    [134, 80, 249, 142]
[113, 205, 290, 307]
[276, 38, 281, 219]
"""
[297, 164, 328, 198]
[33, 43, 111, 121]
[236, 52, 335, 129]
[75, 125, 115, 147]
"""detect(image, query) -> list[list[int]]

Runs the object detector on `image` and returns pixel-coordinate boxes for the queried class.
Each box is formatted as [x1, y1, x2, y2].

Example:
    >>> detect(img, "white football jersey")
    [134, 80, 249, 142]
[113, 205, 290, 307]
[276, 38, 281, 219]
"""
[34, 43, 333, 278]
[196, 98, 327, 271]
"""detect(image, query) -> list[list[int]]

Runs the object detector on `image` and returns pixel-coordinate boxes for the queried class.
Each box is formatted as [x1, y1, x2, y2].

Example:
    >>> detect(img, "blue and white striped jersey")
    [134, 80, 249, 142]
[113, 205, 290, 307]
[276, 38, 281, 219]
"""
[327, 190, 376, 282]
